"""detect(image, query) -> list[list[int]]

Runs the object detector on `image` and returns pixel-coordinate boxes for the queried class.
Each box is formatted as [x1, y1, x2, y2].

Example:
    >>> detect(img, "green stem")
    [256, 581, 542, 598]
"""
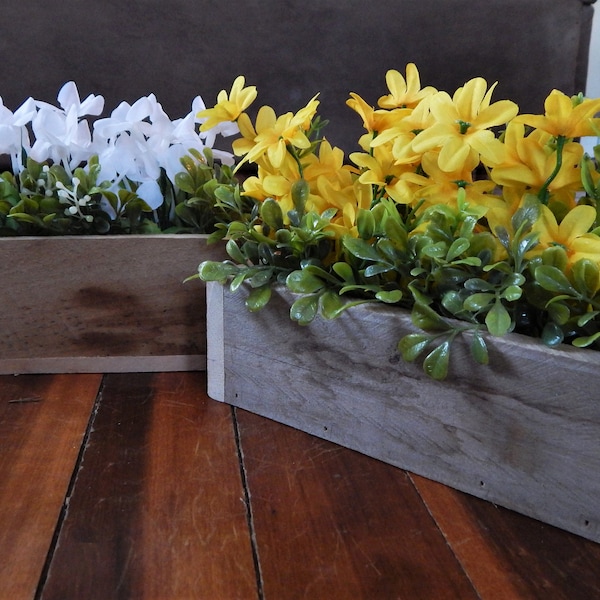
[537, 135, 566, 204]
[286, 143, 304, 179]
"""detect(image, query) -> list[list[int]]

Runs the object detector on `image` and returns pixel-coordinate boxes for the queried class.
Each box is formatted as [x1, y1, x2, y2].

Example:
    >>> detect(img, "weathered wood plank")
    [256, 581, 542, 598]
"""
[208, 282, 600, 543]
[0, 373, 101, 600]
[0, 235, 224, 374]
[236, 408, 479, 599]
[40, 372, 257, 600]
[411, 475, 600, 600]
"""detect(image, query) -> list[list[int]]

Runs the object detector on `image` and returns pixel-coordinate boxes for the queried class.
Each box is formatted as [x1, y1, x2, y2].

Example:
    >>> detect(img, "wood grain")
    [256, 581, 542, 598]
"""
[208, 282, 600, 543]
[0, 373, 101, 600]
[411, 474, 600, 600]
[40, 372, 258, 600]
[236, 408, 478, 600]
[0, 235, 225, 373]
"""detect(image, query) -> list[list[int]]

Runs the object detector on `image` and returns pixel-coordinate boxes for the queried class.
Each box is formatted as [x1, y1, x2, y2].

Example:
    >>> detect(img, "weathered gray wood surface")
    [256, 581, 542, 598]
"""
[207, 281, 600, 543]
[1, 235, 224, 373]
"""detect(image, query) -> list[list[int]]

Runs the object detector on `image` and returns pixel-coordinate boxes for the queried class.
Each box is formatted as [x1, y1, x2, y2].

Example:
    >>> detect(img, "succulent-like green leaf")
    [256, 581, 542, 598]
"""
[375, 290, 402, 303]
[485, 300, 512, 336]
[357, 208, 376, 240]
[411, 302, 451, 331]
[572, 331, 600, 347]
[423, 341, 450, 380]
[197, 260, 238, 282]
[463, 292, 495, 312]
[534, 265, 578, 295]
[226, 239, 246, 264]
[245, 285, 272, 312]
[446, 237, 470, 262]
[319, 290, 345, 319]
[343, 237, 383, 262]
[398, 333, 431, 362]
[286, 270, 325, 294]
[290, 294, 319, 324]
[332, 261, 355, 283]
[470, 331, 489, 365]
[260, 198, 284, 231]
[572, 259, 599, 297]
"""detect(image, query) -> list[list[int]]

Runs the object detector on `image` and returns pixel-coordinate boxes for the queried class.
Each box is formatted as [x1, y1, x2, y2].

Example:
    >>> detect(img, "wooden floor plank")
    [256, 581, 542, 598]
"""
[411, 474, 600, 599]
[236, 408, 479, 600]
[40, 372, 257, 600]
[0, 373, 101, 600]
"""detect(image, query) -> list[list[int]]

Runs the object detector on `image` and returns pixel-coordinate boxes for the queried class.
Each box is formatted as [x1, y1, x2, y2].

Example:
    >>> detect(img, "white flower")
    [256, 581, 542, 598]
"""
[29, 82, 105, 172]
[0, 96, 37, 172]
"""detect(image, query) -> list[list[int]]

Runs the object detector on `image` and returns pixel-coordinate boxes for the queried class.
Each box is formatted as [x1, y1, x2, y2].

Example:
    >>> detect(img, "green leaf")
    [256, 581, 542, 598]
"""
[470, 331, 489, 365]
[332, 261, 355, 283]
[411, 302, 451, 332]
[260, 198, 284, 231]
[572, 331, 600, 347]
[423, 341, 450, 380]
[357, 208, 376, 240]
[572, 259, 599, 297]
[364, 262, 393, 277]
[534, 265, 578, 295]
[245, 285, 272, 312]
[441, 291, 463, 315]
[546, 302, 570, 325]
[485, 300, 512, 336]
[398, 333, 431, 362]
[290, 294, 319, 324]
[421, 241, 447, 258]
[248, 268, 274, 288]
[319, 290, 345, 319]
[501, 285, 523, 302]
[463, 292, 494, 312]
[446, 237, 470, 262]
[226, 239, 246, 264]
[197, 260, 238, 282]
[286, 270, 325, 294]
[375, 290, 402, 303]
[291, 179, 309, 214]
[577, 310, 600, 327]
[343, 237, 382, 262]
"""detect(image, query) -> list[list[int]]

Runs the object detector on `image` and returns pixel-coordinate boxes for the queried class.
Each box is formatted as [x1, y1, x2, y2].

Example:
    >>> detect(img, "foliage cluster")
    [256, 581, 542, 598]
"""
[196, 65, 600, 379]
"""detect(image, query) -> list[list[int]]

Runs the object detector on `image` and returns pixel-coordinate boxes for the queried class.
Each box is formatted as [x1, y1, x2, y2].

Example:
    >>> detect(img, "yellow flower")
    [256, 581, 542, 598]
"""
[346, 93, 411, 149]
[350, 145, 416, 204]
[232, 96, 319, 170]
[378, 63, 437, 109]
[404, 151, 496, 210]
[197, 76, 257, 131]
[490, 122, 582, 208]
[533, 204, 600, 266]
[514, 89, 600, 139]
[411, 78, 519, 172]
[303, 140, 355, 189]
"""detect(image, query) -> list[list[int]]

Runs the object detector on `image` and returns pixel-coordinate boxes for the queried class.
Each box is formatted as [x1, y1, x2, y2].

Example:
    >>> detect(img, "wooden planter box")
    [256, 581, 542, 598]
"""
[0, 235, 224, 374]
[207, 281, 600, 544]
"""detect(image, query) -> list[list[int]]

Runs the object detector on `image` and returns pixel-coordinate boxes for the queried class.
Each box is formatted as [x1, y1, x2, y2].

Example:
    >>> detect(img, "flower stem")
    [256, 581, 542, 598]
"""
[537, 135, 566, 204]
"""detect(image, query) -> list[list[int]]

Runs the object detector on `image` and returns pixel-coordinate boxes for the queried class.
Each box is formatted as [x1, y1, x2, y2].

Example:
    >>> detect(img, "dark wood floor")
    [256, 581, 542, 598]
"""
[2, 371, 600, 600]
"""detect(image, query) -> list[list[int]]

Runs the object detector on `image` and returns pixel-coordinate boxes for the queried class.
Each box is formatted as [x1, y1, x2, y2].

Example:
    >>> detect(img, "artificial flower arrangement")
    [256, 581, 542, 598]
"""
[0, 82, 246, 235]
[196, 63, 600, 379]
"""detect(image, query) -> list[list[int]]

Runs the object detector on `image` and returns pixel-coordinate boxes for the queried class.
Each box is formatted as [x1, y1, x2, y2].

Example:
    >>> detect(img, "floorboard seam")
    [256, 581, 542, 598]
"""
[406, 473, 483, 600]
[232, 406, 265, 600]
[33, 375, 107, 600]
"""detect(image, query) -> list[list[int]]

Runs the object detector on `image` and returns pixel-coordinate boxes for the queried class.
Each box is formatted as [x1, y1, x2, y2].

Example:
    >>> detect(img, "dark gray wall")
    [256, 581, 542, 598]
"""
[1, 0, 595, 153]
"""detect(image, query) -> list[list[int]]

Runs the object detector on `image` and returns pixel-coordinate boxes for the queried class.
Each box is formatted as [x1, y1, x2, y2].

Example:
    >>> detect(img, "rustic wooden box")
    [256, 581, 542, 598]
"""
[207, 281, 600, 543]
[0, 235, 223, 374]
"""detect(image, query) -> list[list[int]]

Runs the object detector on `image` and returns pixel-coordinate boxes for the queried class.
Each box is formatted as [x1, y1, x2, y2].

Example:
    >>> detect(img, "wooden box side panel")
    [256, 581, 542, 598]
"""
[0, 236, 224, 373]
[213, 284, 600, 543]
